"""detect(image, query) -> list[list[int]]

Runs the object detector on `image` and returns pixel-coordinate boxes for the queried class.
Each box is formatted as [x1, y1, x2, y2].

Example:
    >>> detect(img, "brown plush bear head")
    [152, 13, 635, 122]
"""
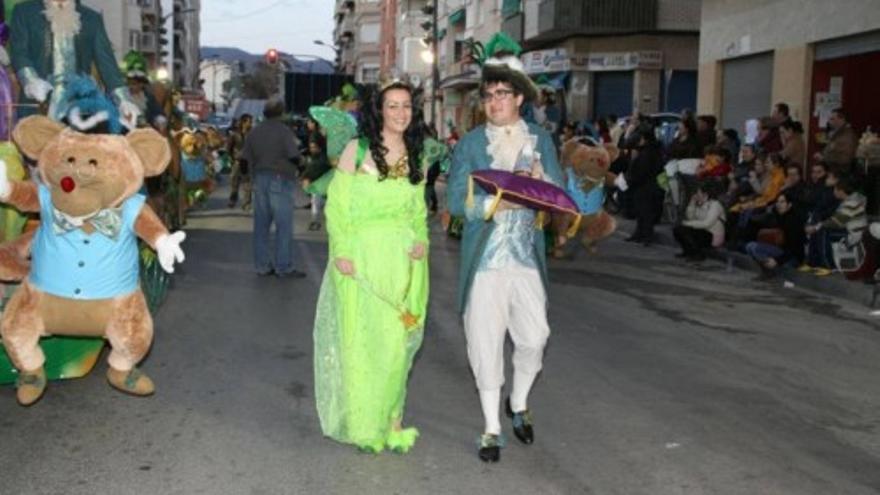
[14, 116, 171, 217]
[561, 140, 620, 193]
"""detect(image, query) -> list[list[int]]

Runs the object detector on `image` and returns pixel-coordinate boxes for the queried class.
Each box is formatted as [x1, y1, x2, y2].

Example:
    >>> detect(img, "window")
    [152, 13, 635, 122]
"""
[128, 30, 141, 50]
[359, 23, 380, 44]
[360, 65, 380, 83]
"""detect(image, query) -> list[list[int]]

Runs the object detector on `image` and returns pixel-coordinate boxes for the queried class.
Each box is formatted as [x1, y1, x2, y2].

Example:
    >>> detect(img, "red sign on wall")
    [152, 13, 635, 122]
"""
[182, 96, 210, 120]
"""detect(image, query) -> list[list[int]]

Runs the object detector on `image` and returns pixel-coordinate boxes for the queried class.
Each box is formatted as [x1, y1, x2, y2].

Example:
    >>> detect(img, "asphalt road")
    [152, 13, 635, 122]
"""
[2, 190, 880, 495]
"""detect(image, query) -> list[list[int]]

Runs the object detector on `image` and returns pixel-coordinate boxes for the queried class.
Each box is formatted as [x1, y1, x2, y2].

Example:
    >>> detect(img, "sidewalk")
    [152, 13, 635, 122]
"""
[614, 216, 880, 309]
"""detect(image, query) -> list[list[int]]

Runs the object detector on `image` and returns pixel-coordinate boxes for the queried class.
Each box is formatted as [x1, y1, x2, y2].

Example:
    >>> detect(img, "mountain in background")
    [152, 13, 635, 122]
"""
[200, 47, 335, 74]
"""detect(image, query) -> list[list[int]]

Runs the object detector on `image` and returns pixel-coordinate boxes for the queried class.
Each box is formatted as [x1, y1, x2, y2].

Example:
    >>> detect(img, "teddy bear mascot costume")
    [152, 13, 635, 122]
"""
[446, 32, 564, 463]
[9, 0, 140, 128]
[554, 137, 619, 256]
[0, 75, 185, 406]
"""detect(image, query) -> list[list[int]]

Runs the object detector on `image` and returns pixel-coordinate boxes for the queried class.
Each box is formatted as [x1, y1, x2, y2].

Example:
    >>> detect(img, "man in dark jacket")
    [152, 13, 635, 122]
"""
[623, 123, 664, 245]
[814, 108, 859, 175]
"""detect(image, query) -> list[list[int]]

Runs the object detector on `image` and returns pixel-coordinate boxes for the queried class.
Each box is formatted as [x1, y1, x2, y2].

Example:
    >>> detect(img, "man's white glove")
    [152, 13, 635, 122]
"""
[156, 231, 186, 273]
[614, 173, 629, 192]
[0, 159, 10, 199]
[24, 77, 52, 103]
[118, 99, 142, 131]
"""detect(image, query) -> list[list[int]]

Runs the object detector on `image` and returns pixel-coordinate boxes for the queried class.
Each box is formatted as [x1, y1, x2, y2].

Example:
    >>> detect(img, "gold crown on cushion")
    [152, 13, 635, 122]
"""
[378, 69, 413, 92]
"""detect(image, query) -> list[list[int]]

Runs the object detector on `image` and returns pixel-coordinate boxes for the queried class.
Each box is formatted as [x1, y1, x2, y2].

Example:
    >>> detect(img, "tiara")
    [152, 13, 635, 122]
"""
[378, 69, 413, 92]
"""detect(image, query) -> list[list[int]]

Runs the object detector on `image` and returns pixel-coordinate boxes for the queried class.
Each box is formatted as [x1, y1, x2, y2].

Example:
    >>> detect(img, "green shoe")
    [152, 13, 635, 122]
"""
[387, 427, 419, 454]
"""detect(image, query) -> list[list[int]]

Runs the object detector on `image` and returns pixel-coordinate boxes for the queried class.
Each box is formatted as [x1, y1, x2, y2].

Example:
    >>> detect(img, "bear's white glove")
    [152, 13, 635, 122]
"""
[0, 159, 10, 199]
[156, 231, 186, 273]
[24, 77, 53, 103]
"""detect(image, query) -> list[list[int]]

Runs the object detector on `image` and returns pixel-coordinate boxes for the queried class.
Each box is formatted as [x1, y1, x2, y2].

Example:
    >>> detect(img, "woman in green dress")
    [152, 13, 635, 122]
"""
[313, 78, 430, 453]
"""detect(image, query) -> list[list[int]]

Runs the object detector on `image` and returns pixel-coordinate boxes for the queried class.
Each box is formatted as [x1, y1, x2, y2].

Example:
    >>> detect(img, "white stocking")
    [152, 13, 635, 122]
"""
[510, 369, 538, 412]
[479, 388, 501, 435]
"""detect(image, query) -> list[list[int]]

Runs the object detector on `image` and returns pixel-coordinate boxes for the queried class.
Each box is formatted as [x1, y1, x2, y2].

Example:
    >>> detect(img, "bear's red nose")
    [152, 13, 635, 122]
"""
[60, 176, 76, 193]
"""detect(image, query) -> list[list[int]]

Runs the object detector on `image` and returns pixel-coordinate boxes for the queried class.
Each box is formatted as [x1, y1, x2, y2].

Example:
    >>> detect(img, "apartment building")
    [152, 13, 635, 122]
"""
[82, 0, 145, 64]
[334, 0, 382, 83]
[504, 0, 701, 122]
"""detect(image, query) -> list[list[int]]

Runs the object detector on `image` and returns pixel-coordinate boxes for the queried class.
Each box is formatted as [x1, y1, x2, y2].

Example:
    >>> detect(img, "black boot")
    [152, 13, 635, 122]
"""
[478, 433, 501, 462]
[505, 397, 534, 445]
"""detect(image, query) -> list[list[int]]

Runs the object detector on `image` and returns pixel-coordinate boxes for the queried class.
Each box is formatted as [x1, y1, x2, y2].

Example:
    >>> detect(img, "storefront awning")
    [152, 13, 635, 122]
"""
[448, 8, 465, 26]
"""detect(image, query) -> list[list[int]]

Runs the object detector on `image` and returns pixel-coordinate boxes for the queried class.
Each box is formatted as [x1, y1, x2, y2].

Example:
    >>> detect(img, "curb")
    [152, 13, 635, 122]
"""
[614, 216, 879, 308]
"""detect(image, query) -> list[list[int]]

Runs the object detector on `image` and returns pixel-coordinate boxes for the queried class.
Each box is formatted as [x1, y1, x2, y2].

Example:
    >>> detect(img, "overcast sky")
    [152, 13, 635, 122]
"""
[197, 0, 336, 59]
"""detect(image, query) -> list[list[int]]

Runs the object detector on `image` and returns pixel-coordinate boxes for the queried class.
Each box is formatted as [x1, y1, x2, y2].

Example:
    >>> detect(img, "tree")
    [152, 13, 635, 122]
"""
[240, 62, 279, 99]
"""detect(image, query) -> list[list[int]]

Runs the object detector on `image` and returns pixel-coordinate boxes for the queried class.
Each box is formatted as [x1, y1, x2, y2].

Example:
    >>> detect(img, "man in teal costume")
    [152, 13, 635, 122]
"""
[9, 0, 139, 125]
[447, 33, 563, 463]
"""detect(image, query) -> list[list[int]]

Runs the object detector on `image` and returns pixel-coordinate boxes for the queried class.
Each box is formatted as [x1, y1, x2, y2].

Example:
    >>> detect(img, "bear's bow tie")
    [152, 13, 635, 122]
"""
[52, 207, 123, 240]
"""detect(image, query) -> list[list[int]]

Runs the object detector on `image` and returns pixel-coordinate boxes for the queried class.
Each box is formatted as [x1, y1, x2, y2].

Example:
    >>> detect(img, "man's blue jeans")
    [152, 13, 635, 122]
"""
[745, 241, 784, 264]
[253, 172, 295, 274]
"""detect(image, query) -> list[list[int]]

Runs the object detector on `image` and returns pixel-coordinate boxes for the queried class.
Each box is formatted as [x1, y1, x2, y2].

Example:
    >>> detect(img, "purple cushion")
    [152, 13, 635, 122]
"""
[471, 169, 579, 215]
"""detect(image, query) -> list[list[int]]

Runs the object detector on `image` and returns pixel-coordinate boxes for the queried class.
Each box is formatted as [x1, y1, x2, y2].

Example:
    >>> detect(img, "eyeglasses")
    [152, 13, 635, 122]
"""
[480, 89, 515, 103]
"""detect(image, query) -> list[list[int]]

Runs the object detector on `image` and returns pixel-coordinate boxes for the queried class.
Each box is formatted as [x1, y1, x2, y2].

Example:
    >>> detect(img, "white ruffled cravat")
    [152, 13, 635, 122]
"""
[485, 120, 531, 172]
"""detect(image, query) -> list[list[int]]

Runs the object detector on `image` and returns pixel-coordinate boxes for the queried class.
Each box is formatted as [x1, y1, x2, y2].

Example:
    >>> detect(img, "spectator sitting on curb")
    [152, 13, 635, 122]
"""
[728, 153, 786, 250]
[802, 163, 840, 225]
[778, 163, 806, 208]
[724, 143, 757, 206]
[697, 146, 733, 181]
[746, 192, 807, 281]
[672, 182, 726, 262]
[802, 175, 866, 276]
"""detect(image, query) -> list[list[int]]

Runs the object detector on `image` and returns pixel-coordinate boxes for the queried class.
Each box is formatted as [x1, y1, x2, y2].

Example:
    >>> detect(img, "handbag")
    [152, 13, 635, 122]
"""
[832, 237, 866, 272]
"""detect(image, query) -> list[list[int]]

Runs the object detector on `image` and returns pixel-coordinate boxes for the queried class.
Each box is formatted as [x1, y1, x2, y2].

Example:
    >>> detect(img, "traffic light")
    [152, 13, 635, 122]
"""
[265, 48, 279, 65]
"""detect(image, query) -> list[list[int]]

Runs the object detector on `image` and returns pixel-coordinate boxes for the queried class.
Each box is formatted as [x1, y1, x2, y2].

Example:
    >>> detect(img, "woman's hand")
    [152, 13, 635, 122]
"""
[409, 242, 427, 260]
[334, 257, 355, 276]
[301, 178, 311, 189]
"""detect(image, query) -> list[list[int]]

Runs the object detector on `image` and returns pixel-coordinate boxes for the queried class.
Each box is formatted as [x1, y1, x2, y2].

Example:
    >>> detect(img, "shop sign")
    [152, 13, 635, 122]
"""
[586, 51, 663, 71]
[522, 48, 571, 74]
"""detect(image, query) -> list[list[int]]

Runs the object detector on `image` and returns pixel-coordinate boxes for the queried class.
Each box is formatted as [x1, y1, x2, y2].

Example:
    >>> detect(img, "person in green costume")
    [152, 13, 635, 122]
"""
[313, 74, 430, 454]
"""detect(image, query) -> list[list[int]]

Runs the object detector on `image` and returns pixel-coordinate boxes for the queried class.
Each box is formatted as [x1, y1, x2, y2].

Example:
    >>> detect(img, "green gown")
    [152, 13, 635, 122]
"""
[313, 158, 429, 453]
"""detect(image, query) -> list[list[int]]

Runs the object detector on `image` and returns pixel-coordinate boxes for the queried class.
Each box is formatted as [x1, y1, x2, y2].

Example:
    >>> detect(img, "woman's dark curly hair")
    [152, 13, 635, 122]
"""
[358, 83, 426, 184]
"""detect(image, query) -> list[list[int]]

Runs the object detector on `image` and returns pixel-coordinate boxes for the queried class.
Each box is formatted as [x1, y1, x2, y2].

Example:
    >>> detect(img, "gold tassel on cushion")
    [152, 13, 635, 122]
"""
[534, 211, 546, 230]
[566, 214, 582, 238]
[466, 175, 475, 210]
[484, 189, 504, 220]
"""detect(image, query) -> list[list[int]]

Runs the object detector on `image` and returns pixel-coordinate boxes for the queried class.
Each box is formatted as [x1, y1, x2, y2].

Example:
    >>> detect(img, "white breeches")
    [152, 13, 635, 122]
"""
[463, 267, 550, 391]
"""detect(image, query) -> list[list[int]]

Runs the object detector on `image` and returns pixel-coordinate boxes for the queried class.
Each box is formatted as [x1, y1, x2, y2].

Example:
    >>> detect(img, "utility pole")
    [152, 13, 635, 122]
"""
[430, 0, 439, 133]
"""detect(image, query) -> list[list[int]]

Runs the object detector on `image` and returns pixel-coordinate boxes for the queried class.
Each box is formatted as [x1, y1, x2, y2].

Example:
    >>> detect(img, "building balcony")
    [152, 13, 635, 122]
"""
[527, 0, 658, 43]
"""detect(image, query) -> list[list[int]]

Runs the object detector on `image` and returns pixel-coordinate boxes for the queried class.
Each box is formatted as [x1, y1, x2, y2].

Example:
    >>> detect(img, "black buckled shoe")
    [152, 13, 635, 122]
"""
[506, 397, 534, 445]
[478, 433, 502, 462]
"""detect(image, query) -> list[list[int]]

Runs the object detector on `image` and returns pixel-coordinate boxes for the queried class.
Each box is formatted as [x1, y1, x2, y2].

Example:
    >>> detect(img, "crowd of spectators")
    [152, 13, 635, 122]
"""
[559, 102, 875, 283]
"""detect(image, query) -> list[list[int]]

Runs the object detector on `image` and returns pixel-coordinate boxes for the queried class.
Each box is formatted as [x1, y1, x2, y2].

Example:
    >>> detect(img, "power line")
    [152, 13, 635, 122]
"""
[203, 0, 295, 23]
